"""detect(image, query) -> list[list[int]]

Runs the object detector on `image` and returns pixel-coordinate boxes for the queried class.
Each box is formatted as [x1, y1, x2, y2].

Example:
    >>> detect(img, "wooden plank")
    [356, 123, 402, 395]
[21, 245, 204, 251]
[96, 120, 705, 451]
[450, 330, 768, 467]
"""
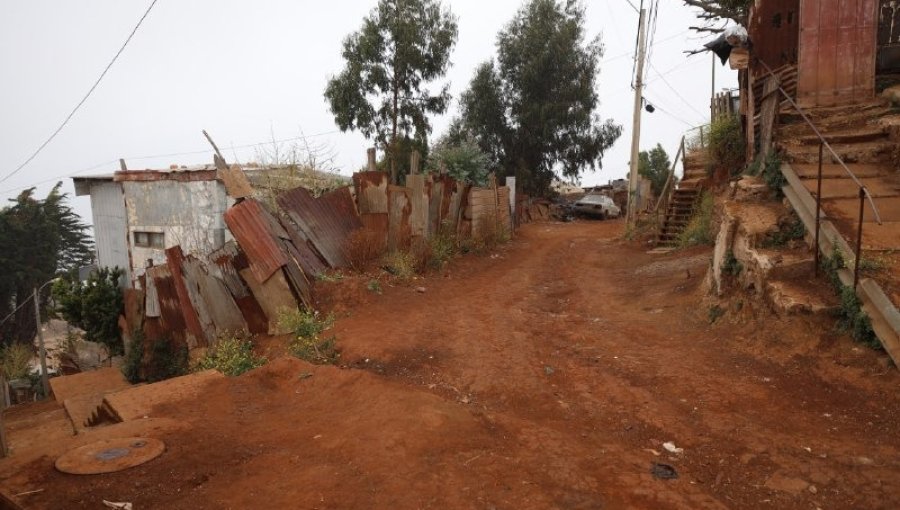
[406, 174, 429, 237]
[215, 156, 254, 199]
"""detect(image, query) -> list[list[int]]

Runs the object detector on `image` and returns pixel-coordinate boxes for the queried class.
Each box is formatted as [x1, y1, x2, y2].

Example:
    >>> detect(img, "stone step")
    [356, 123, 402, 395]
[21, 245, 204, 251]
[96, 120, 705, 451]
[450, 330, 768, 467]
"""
[791, 163, 885, 179]
[821, 196, 900, 223]
[795, 128, 888, 146]
[783, 140, 895, 165]
[801, 176, 900, 200]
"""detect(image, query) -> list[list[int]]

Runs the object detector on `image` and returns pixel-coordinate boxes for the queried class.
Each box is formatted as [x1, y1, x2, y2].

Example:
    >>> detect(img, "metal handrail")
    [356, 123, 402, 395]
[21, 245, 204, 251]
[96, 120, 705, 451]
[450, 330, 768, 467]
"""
[756, 57, 883, 288]
[652, 136, 686, 215]
[757, 58, 883, 225]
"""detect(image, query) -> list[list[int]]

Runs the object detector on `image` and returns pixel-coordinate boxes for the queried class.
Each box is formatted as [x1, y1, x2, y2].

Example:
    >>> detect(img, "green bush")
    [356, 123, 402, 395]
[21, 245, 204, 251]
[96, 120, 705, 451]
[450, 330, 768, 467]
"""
[121, 330, 145, 384]
[196, 334, 266, 376]
[278, 309, 339, 365]
[723, 250, 743, 277]
[53, 267, 125, 355]
[822, 248, 880, 349]
[678, 192, 715, 247]
[382, 251, 417, 279]
[0, 343, 32, 380]
[709, 115, 746, 176]
[428, 221, 458, 268]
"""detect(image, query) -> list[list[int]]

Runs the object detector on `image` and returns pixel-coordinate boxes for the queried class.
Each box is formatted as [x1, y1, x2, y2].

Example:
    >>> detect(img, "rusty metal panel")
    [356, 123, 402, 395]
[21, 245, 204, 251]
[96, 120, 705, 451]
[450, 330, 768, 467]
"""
[239, 268, 295, 335]
[276, 186, 361, 269]
[182, 255, 248, 340]
[208, 244, 269, 334]
[208, 241, 250, 298]
[165, 246, 207, 348]
[798, 0, 877, 106]
[146, 264, 187, 340]
[223, 199, 289, 283]
[353, 171, 389, 214]
[469, 188, 499, 238]
[144, 271, 161, 318]
[749, 0, 800, 76]
[277, 215, 329, 277]
[387, 185, 412, 252]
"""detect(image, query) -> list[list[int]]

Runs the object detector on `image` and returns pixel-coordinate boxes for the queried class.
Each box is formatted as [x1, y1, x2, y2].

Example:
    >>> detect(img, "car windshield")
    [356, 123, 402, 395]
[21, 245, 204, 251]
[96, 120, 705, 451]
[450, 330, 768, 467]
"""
[578, 195, 610, 205]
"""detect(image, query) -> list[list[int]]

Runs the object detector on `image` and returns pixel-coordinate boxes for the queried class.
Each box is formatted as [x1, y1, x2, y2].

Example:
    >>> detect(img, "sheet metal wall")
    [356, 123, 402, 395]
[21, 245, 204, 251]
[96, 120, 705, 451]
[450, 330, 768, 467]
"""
[798, 0, 877, 107]
[87, 181, 132, 284]
[749, 0, 800, 76]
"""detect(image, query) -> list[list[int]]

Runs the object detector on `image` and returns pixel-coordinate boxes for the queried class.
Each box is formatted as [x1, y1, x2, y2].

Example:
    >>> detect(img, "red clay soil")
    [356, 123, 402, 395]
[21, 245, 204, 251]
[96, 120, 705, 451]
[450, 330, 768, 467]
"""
[3, 220, 900, 509]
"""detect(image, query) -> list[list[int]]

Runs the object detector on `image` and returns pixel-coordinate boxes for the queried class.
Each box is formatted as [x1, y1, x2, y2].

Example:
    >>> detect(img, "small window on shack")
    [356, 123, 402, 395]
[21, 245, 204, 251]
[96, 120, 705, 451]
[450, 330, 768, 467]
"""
[134, 231, 165, 249]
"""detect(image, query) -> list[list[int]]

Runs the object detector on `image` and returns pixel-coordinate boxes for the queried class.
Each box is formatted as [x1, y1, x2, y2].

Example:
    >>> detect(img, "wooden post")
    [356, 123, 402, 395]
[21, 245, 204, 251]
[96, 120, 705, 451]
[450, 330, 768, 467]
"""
[118, 159, 128, 171]
[367, 147, 377, 172]
[410, 150, 421, 175]
[33, 288, 50, 400]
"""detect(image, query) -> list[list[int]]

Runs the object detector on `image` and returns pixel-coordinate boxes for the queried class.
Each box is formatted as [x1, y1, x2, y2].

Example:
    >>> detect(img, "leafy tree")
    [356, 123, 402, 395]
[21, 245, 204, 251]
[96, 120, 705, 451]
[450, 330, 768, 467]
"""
[324, 0, 458, 184]
[428, 130, 490, 186]
[0, 184, 93, 345]
[638, 144, 672, 197]
[457, 0, 621, 196]
[53, 267, 124, 355]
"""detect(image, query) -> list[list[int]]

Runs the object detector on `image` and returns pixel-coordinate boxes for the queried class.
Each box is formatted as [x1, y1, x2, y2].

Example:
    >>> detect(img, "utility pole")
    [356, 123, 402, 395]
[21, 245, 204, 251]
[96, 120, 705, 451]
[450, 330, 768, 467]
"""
[711, 52, 716, 120]
[627, 8, 648, 224]
[32, 288, 50, 399]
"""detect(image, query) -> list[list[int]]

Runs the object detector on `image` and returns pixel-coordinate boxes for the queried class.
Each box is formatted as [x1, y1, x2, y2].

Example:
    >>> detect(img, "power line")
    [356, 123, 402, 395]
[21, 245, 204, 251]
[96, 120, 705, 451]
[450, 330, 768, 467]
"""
[0, 0, 160, 185]
[648, 62, 708, 122]
[622, 0, 640, 14]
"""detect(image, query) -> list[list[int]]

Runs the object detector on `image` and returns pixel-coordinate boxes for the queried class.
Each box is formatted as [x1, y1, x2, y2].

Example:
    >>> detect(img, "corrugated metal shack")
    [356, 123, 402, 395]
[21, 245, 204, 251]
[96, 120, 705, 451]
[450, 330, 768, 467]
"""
[110, 157, 535, 365]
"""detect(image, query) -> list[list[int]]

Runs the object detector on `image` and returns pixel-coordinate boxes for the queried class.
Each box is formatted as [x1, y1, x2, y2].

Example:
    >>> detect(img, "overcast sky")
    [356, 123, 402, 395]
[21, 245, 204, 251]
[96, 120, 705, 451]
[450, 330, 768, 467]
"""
[0, 0, 737, 224]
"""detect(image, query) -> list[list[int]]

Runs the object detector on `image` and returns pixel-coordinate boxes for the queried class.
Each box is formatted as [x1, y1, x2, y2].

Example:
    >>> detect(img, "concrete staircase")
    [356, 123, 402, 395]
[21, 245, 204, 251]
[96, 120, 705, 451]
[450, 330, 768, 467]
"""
[657, 148, 709, 247]
[777, 99, 900, 363]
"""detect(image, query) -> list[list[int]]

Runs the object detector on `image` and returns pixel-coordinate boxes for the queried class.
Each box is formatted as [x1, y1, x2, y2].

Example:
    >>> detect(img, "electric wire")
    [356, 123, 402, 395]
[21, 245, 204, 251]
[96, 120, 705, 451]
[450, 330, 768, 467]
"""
[0, 0, 160, 184]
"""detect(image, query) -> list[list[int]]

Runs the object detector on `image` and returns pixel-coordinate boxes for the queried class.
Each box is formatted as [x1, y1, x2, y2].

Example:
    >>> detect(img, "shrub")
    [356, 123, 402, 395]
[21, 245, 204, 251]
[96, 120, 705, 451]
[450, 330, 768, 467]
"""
[344, 227, 386, 270]
[762, 211, 805, 248]
[0, 343, 32, 380]
[366, 280, 383, 294]
[428, 221, 458, 268]
[53, 267, 125, 355]
[146, 339, 189, 382]
[747, 151, 785, 194]
[470, 216, 509, 253]
[822, 248, 880, 349]
[278, 309, 339, 365]
[708, 115, 746, 176]
[382, 250, 417, 279]
[121, 330, 145, 384]
[678, 192, 715, 247]
[196, 333, 266, 376]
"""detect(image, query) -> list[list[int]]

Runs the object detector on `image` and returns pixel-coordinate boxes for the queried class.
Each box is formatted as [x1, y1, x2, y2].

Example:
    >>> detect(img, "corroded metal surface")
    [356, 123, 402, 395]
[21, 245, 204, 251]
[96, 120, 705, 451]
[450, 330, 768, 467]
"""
[223, 199, 289, 284]
[277, 186, 361, 269]
[387, 185, 412, 252]
[146, 265, 187, 339]
[55, 437, 165, 475]
[182, 255, 248, 341]
[798, 0, 877, 106]
[354, 171, 389, 214]
[165, 246, 207, 348]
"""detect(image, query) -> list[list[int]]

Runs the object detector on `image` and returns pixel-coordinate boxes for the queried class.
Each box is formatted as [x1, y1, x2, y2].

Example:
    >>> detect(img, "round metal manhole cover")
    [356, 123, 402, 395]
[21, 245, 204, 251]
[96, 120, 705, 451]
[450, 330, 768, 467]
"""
[55, 437, 165, 475]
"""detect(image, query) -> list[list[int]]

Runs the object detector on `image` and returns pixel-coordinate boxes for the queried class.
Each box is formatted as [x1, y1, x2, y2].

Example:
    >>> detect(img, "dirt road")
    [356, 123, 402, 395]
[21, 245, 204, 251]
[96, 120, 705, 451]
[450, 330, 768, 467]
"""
[5, 220, 900, 509]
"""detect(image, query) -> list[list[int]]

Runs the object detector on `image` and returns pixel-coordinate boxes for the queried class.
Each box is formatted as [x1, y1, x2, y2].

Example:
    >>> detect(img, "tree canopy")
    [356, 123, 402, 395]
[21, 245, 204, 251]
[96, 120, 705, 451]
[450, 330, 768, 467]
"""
[0, 184, 94, 345]
[638, 144, 672, 198]
[324, 0, 458, 184]
[683, 0, 749, 32]
[454, 0, 621, 196]
[428, 128, 491, 186]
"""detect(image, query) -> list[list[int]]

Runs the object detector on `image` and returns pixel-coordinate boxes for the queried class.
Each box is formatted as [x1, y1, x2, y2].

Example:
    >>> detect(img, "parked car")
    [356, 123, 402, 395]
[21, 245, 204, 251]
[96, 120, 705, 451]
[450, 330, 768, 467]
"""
[572, 194, 621, 219]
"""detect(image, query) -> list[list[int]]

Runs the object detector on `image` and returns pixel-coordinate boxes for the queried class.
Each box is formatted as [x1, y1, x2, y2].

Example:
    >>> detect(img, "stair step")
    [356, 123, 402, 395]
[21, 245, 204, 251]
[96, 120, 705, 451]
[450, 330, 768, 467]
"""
[783, 141, 895, 165]
[795, 128, 887, 146]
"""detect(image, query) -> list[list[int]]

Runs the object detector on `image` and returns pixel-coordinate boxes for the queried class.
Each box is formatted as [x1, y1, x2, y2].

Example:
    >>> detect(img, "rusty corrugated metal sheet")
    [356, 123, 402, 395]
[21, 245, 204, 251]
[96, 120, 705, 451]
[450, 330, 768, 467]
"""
[223, 199, 289, 283]
[359, 213, 389, 254]
[277, 215, 329, 277]
[146, 264, 187, 341]
[387, 185, 412, 252]
[209, 241, 250, 298]
[798, 0, 877, 107]
[182, 255, 248, 340]
[276, 186, 361, 269]
[749, 0, 800, 77]
[239, 268, 296, 335]
[354, 171, 389, 214]
[212, 244, 269, 334]
[165, 246, 207, 348]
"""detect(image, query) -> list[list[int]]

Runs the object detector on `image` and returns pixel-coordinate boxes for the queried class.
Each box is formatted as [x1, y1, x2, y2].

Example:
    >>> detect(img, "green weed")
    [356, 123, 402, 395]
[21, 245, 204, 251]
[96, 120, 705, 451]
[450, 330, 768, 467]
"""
[196, 333, 266, 376]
